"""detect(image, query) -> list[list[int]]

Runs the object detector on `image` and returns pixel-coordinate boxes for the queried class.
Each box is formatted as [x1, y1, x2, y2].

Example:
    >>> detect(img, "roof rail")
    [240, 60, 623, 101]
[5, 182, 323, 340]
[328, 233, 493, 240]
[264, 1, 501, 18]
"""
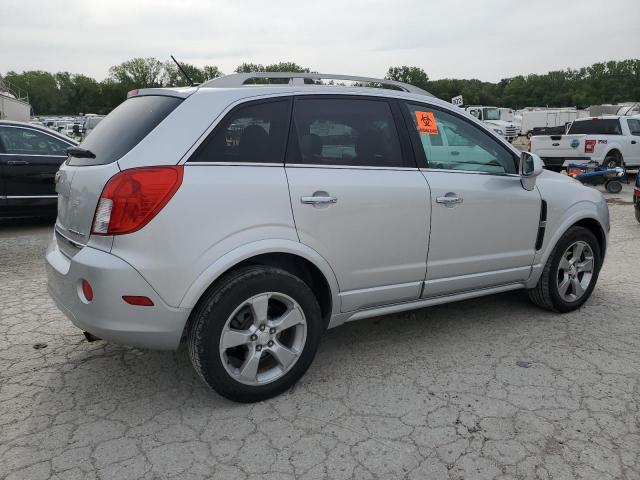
[201, 72, 433, 97]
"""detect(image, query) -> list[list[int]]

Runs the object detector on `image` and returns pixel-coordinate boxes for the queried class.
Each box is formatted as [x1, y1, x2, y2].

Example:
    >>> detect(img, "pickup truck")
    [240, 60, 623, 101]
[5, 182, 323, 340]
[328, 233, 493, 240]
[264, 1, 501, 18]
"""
[529, 115, 640, 171]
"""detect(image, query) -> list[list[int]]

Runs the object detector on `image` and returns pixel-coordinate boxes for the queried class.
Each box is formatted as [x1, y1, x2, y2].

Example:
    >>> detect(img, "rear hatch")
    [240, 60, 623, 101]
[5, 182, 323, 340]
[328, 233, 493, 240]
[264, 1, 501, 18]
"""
[530, 134, 587, 158]
[54, 93, 185, 256]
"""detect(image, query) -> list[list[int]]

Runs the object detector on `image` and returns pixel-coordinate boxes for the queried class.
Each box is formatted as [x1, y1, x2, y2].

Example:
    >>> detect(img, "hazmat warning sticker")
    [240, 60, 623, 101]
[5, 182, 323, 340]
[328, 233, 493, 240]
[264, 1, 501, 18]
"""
[415, 111, 438, 135]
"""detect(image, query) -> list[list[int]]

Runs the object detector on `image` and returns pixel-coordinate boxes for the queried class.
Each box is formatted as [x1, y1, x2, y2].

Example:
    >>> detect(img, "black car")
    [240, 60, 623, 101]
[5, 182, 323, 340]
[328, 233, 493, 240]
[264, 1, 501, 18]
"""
[0, 120, 77, 217]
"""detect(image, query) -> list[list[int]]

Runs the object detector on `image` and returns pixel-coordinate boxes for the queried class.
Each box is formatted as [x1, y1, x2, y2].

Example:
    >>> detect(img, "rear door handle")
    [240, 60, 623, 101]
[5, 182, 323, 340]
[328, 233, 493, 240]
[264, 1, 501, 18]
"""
[7, 160, 30, 165]
[301, 196, 337, 205]
[436, 194, 463, 206]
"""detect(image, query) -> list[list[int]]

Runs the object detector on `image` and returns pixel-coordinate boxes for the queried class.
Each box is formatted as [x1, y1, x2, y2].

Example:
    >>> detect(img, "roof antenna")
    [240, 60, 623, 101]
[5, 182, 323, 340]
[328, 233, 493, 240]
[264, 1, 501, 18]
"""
[171, 55, 196, 86]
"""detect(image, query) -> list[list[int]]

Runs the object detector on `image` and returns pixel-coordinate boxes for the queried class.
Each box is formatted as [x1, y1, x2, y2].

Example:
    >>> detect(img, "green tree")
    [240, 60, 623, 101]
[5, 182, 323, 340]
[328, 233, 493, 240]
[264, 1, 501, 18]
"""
[108, 57, 165, 89]
[385, 66, 429, 89]
[4, 70, 62, 114]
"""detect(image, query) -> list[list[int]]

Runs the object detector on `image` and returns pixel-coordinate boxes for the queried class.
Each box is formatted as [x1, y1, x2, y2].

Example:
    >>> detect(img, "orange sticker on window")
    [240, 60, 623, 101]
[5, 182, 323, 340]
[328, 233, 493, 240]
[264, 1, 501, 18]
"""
[415, 111, 438, 135]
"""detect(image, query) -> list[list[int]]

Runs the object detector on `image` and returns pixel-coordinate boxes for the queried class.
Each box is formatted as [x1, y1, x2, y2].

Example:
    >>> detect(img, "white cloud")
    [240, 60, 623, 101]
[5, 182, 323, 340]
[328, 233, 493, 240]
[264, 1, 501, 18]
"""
[1, 0, 639, 81]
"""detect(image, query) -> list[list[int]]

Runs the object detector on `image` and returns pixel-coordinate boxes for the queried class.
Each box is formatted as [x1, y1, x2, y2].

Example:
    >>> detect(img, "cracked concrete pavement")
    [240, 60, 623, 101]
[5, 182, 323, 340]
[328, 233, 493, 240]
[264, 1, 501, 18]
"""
[1, 183, 639, 479]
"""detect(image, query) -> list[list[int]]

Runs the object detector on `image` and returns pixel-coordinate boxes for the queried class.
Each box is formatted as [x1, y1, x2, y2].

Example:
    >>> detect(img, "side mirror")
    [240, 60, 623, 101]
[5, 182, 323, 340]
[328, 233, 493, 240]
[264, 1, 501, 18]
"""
[519, 152, 544, 191]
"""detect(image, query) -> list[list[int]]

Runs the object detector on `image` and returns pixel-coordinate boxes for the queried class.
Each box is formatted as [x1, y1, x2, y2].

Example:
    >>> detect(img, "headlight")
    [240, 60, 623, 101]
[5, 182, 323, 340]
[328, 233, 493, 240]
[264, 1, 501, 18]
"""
[493, 128, 504, 135]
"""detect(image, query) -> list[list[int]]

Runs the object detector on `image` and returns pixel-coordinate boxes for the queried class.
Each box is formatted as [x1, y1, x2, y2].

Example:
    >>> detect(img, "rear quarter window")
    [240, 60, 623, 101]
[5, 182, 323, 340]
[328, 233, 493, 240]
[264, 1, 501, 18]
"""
[68, 95, 182, 166]
[568, 119, 622, 135]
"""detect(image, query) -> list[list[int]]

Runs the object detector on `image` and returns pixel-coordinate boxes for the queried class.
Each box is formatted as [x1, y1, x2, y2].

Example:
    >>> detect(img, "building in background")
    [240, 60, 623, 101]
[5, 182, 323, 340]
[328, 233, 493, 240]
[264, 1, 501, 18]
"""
[0, 76, 31, 122]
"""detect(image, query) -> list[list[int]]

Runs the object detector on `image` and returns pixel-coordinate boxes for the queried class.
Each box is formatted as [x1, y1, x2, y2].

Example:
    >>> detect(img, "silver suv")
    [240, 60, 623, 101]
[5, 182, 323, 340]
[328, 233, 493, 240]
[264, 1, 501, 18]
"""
[47, 73, 609, 402]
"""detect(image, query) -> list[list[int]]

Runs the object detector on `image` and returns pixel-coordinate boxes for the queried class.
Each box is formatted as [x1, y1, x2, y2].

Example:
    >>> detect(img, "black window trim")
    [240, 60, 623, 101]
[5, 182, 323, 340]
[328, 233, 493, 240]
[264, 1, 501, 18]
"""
[0, 125, 74, 157]
[400, 100, 520, 175]
[284, 94, 418, 170]
[187, 96, 293, 165]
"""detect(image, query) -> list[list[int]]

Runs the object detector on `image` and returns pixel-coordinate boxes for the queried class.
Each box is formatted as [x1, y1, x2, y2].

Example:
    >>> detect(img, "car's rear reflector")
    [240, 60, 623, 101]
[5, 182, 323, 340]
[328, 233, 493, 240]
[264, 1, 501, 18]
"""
[122, 295, 154, 306]
[81, 279, 94, 302]
[92, 166, 183, 235]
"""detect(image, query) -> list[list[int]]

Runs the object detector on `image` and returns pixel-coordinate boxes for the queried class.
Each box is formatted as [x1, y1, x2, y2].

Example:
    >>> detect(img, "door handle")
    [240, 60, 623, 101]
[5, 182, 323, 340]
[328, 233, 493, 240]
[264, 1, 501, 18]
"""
[450, 151, 460, 156]
[7, 160, 30, 165]
[436, 194, 463, 206]
[301, 195, 337, 205]
[632, 140, 637, 145]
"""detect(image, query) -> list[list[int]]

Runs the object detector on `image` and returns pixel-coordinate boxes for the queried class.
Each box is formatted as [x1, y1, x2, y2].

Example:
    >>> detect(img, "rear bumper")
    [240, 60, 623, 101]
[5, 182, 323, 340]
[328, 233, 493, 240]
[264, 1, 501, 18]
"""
[46, 234, 190, 350]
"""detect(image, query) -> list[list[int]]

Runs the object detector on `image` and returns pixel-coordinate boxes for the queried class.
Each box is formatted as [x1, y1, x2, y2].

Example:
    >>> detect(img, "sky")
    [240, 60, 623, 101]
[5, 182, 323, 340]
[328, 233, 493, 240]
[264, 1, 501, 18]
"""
[1, 0, 639, 82]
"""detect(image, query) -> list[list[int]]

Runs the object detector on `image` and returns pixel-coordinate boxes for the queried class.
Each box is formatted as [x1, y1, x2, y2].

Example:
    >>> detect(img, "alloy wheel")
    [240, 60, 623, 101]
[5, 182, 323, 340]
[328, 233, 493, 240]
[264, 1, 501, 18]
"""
[219, 292, 307, 386]
[556, 240, 594, 302]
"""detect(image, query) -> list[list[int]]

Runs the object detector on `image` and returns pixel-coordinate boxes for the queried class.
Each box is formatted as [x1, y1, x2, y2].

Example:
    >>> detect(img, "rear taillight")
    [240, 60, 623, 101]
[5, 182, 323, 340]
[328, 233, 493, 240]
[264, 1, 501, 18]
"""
[527, 140, 531, 152]
[92, 166, 183, 235]
[584, 139, 596, 154]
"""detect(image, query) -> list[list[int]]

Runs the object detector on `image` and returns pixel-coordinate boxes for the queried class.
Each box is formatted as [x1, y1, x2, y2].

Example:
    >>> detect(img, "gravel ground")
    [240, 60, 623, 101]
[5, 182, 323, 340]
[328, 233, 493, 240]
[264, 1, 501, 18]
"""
[0, 181, 638, 480]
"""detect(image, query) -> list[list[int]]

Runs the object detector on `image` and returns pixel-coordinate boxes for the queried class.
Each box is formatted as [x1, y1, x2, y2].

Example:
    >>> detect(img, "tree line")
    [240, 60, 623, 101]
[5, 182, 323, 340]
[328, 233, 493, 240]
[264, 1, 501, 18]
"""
[2, 58, 639, 116]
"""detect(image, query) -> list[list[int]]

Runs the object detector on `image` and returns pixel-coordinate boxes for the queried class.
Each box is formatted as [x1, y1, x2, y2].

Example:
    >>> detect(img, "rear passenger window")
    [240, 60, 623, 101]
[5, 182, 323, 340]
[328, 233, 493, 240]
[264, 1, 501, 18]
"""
[287, 98, 409, 168]
[190, 99, 290, 163]
[0, 127, 69, 156]
[405, 103, 517, 174]
[568, 119, 622, 135]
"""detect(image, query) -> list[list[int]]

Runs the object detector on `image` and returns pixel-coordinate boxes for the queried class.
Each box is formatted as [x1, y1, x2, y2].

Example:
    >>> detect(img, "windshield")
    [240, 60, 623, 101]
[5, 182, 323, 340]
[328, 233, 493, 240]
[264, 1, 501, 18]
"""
[68, 95, 182, 166]
[483, 108, 501, 121]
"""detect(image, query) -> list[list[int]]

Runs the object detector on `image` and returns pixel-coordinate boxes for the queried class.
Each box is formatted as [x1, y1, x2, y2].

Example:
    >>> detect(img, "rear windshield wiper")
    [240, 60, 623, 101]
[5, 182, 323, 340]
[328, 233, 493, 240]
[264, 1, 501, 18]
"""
[67, 146, 96, 159]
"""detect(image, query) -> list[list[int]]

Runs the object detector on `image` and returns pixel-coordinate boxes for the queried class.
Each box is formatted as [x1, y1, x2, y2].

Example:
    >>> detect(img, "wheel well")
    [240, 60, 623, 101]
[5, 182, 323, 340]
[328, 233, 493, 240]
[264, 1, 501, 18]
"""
[572, 218, 606, 257]
[224, 253, 333, 327]
[605, 149, 622, 161]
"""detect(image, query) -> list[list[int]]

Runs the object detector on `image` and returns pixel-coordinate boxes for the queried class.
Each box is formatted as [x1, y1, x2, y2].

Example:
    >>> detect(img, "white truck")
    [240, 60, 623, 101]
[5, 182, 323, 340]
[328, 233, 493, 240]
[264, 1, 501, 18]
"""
[529, 115, 640, 171]
[518, 108, 583, 138]
[464, 106, 519, 142]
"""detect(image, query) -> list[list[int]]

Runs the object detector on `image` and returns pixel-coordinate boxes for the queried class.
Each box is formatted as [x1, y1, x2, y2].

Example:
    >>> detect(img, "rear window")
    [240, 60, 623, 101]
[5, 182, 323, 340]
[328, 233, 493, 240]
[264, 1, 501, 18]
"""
[68, 95, 182, 165]
[568, 119, 622, 135]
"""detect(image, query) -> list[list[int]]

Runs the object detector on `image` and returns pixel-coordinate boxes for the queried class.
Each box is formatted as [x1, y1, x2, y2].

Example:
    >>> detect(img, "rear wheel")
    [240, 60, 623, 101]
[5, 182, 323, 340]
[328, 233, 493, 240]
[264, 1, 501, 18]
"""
[635, 207, 640, 223]
[528, 226, 601, 313]
[605, 180, 622, 194]
[188, 266, 323, 402]
[603, 153, 621, 169]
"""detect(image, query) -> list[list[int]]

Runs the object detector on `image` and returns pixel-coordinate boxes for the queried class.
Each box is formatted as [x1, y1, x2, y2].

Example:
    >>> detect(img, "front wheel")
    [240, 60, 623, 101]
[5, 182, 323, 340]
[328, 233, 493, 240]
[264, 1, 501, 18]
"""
[187, 266, 323, 402]
[527, 226, 601, 313]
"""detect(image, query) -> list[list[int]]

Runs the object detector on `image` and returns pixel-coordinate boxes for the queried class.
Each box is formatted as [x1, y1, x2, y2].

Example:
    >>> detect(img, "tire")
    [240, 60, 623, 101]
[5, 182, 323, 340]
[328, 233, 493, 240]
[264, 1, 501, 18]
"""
[187, 266, 323, 402]
[635, 207, 640, 223]
[527, 226, 601, 313]
[526, 131, 533, 139]
[603, 154, 621, 169]
[605, 180, 622, 194]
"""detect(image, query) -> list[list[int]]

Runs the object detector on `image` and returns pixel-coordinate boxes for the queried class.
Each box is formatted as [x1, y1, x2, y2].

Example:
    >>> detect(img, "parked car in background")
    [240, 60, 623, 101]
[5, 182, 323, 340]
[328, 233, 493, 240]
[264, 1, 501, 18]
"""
[46, 73, 609, 402]
[529, 116, 640, 171]
[0, 120, 76, 217]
